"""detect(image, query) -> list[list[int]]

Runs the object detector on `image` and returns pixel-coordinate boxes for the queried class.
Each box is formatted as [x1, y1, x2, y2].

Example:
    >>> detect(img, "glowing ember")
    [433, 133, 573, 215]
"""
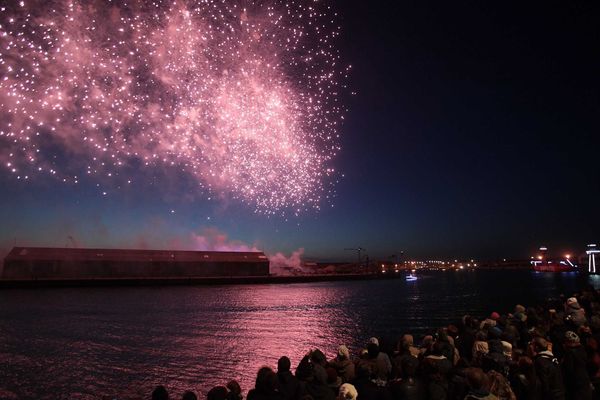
[0, 0, 349, 215]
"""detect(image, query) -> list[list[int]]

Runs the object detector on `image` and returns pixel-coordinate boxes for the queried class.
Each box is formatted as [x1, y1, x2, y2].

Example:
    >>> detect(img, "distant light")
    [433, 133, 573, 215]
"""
[537, 256, 543, 260]
[540, 247, 548, 251]
[565, 254, 571, 259]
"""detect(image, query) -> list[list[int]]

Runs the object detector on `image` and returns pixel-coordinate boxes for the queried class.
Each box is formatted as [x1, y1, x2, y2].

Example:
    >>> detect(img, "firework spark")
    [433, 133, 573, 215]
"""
[0, 0, 348, 214]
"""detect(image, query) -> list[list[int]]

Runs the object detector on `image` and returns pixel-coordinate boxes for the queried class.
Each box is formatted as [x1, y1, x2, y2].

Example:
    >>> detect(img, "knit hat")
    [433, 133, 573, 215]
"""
[565, 331, 580, 343]
[369, 337, 379, 346]
[501, 341, 513, 357]
[338, 345, 350, 359]
[514, 305, 526, 313]
[338, 383, 358, 400]
[567, 297, 578, 306]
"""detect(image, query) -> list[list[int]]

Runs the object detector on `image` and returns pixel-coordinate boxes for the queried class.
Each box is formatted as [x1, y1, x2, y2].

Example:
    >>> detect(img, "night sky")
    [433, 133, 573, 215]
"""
[1, 1, 598, 261]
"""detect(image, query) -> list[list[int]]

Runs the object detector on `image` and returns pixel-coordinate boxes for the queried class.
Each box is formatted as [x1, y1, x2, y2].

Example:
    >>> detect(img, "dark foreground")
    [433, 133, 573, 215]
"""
[1, 270, 600, 399]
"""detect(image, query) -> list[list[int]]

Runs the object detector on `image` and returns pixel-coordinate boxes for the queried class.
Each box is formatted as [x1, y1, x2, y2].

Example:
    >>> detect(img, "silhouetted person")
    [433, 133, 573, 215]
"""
[329, 345, 355, 383]
[464, 368, 498, 400]
[532, 337, 565, 400]
[562, 331, 592, 400]
[277, 356, 301, 400]
[227, 380, 243, 400]
[248, 367, 284, 400]
[207, 386, 229, 400]
[389, 355, 424, 400]
[351, 363, 388, 400]
[422, 342, 452, 400]
[152, 385, 169, 400]
[182, 391, 198, 400]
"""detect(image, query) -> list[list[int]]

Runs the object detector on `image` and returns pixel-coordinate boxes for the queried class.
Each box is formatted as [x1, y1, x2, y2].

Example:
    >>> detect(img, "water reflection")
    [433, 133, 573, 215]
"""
[1, 271, 599, 399]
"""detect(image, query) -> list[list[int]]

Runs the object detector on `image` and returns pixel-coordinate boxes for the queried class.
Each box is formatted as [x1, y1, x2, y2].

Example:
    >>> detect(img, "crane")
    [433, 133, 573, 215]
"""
[344, 247, 365, 266]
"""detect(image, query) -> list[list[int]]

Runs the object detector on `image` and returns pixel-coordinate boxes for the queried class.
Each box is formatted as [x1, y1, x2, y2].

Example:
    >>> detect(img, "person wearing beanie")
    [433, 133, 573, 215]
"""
[562, 331, 592, 400]
[337, 383, 357, 400]
[329, 345, 355, 383]
[472, 331, 489, 367]
[500, 341, 512, 359]
[365, 339, 392, 382]
[565, 297, 586, 327]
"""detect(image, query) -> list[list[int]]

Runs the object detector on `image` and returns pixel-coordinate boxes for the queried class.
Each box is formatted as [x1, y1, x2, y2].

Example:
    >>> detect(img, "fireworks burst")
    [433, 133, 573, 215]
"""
[0, 0, 349, 215]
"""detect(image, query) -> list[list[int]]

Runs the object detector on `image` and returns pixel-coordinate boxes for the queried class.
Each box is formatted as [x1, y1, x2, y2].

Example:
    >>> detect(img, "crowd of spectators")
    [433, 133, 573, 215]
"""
[150, 287, 600, 400]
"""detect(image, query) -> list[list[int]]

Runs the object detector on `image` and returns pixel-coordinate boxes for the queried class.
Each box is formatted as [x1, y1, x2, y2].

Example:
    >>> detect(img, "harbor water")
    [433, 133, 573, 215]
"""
[1, 270, 599, 399]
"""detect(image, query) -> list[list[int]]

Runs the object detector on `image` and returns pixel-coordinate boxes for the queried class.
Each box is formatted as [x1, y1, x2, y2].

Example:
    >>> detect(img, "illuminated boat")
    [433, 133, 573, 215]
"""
[531, 247, 578, 272]
[405, 273, 418, 281]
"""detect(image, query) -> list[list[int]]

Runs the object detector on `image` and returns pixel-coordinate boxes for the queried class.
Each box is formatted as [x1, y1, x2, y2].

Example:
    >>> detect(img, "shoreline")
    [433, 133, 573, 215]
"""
[0, 272, 405, 289]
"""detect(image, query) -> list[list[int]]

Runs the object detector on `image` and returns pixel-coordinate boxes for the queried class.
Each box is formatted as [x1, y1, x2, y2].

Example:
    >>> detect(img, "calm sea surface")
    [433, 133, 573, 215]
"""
[1, 270, 600, 399]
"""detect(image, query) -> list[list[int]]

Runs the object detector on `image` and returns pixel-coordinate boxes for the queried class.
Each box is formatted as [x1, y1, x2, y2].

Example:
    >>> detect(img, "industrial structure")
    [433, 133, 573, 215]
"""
[587, 244, 599, 274]
[2, 247, 270, 280]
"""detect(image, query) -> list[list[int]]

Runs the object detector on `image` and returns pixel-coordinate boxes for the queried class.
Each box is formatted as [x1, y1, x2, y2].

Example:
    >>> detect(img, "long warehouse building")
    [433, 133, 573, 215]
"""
[2, 247, 270, 279]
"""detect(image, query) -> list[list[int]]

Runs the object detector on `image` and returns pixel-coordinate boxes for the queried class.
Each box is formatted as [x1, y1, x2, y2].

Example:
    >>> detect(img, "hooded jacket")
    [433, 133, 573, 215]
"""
[534, 350, 565, 400]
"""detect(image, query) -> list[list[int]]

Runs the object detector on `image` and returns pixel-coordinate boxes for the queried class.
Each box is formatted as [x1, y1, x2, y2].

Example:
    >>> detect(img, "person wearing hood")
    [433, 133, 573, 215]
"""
[531, 337, 565, 400]
[561, 331, 592, 400]
[565, 297, 586, 327]
[329, 345, 355, 383]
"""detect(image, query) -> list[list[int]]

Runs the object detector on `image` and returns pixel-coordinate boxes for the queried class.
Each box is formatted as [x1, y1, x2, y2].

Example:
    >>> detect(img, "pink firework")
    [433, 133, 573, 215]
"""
[0, 0, 349, 214]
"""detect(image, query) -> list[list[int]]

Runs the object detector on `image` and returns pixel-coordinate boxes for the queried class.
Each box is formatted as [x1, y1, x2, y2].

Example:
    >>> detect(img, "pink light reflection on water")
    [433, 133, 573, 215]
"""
[174, 284, 359, 397]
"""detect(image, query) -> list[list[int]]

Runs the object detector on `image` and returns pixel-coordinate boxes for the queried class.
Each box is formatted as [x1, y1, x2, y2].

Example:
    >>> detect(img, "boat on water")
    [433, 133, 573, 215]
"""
[405, 272, 418, 281]
[530, 246, 578, 272]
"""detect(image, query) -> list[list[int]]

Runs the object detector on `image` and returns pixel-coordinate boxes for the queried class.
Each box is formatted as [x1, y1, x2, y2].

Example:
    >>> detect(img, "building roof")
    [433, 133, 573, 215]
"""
[5, 247, 269, 263]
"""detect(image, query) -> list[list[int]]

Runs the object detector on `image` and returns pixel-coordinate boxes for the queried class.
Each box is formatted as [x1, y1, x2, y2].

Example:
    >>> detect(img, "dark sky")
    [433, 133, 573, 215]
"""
[332, 1, 600, 259]
[0, 1, 598, 261]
